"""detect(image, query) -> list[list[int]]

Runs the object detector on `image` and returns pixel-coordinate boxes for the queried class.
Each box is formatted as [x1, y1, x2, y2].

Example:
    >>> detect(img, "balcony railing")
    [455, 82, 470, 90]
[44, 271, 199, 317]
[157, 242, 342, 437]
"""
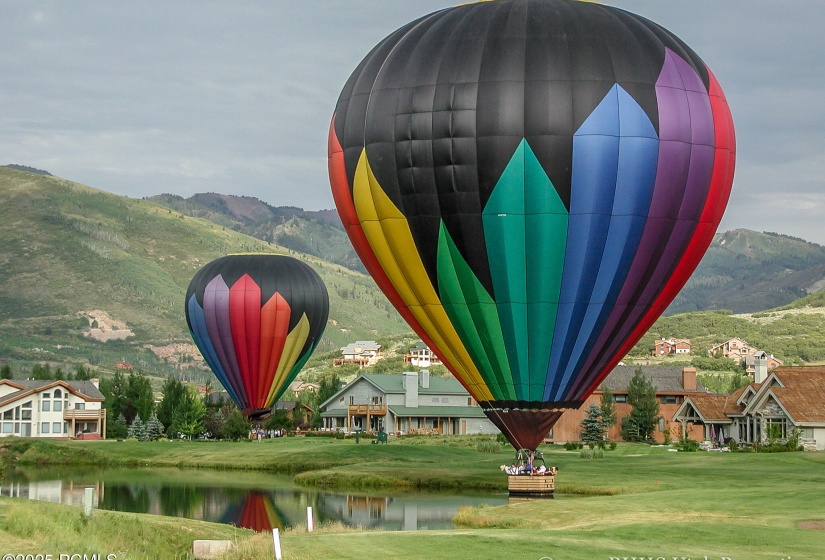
[64, 409, 106, 421]
[348, 404, 387, 416]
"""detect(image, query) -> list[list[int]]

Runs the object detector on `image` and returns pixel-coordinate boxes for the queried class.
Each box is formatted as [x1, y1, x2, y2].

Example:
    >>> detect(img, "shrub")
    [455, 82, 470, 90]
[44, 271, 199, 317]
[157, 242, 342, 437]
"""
[476, 440, 503, 454]
[675, 438, 699, 452]
[609, 441, 617, 451]
[580, 448, 604, 459]
[564, 441, 579, 451]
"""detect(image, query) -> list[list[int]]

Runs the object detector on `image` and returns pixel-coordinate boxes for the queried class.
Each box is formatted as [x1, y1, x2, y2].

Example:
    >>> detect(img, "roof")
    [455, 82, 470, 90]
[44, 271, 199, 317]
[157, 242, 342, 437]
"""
[766, 366, 825, 423]
[340, 340, 381, 353]
[361, 373, 467, 395]
[274, 400, 314, 412]
[388, 405, 486, 418]
[0, 379, 104, 408]
[598, 366, 707, 393]
[680, 394, 733, 422]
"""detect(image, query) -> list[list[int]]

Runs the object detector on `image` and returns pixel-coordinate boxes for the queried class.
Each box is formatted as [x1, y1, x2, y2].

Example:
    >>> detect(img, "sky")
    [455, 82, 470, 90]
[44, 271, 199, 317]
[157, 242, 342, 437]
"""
[2, 1, 824, 243]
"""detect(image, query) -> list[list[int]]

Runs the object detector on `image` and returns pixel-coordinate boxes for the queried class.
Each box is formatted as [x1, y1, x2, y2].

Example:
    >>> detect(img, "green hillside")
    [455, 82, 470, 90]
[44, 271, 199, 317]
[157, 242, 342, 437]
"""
[0, 168, 410, 377]
[668, 229, 825, 314]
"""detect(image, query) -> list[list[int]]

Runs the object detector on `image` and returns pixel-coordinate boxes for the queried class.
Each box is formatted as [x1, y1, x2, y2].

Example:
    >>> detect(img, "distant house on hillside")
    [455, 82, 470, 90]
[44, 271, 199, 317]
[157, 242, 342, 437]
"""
[709, 337, 757, 363]
[319, 371, 496, 436]
[551, 366, 708, 443]
[744, 351, 783, 376]
[403, 342, 442, 368]
[334, 341, 382, 368]
[653, 338, 691, 356]
[0, 379, 106, 439]
[672, 360, 825, 450]
[287, 381, 320, 398]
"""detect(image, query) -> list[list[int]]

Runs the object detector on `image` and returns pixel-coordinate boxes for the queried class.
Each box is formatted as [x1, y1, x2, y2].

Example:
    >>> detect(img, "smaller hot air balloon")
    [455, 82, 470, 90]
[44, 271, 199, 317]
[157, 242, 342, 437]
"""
[185, 254, 329, 419]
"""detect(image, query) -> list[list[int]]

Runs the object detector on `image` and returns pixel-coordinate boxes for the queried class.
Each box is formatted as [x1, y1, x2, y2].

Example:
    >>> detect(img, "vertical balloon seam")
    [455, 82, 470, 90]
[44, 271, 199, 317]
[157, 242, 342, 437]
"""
[436, 222, 515, 401]
[265, 314, 311, 407]
[258, 292, 291, 409]
[186, 295, 241, 407]
[204, 275, 248, 409]
[228, 275, 261, 409]
[352, 149, 492, 399]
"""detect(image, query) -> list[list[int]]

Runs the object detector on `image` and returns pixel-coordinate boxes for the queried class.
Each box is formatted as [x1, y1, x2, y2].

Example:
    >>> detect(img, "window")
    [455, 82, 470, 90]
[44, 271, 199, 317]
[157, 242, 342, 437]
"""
[21, 409, 31, 420]
[2, 410, 12, 421]
[43, 393, 51, 399]
[53, 422, 62, 433]
[41, 422, 50, 434]
[64, 422, 69, 434]
[660, 395, 682, 405]
[441, 397, 449, 403]
[54, 389, 62, 398]
[22, 401, 31, 409]
[42, 400, 50, 412]
[53, 400, 63, 412]
[614, 394, 627, 403]
[2, 422, 13, 434]
[75, 403, 85, 410]
[432, 397, 439, 403]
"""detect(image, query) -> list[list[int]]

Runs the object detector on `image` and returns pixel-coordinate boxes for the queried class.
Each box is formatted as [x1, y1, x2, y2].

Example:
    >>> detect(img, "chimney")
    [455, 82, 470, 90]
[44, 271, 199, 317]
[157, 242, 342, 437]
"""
[90, 378, 100, 389]
[403, 371, 418, 408]
[682, 367, 697, 391]
[754, 353, 768, 383]
[419, 369, 430, 389]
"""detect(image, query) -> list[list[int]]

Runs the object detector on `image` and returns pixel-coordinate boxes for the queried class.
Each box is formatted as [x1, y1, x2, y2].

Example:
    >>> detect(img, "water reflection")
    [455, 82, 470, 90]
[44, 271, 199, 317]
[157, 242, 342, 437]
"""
[1, 467, 506, 531]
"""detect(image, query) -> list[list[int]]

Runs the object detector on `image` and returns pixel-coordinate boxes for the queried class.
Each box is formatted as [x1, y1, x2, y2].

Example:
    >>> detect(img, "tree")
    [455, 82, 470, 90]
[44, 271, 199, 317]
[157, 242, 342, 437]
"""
[172, 388, 206, 440]
[204, 405, 235, 439]
[291, 404, 306, 429]
[112, 413, 128, 440]
[31, 364, 52, 380]
[621, 368, 660, 442]
[74, 365, 91, 381]
[125, 372, 154, 423]
[100, 371, 127, 436]
[265, 409, 292, 432]
[157, 378, 187, 436]
[127, 414, 147, 441]
[145, 413, 165, 441]
[579, 403, 606, 444]
[224, 409, 251, 441]
[0, 364, 12, 379]
[600, 388, 618, 432]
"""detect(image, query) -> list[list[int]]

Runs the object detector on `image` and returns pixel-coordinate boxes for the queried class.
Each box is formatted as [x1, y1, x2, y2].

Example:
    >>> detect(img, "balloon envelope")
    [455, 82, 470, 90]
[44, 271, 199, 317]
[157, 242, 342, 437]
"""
[329, 0, 735, 450]
[185, 254, 329, 417]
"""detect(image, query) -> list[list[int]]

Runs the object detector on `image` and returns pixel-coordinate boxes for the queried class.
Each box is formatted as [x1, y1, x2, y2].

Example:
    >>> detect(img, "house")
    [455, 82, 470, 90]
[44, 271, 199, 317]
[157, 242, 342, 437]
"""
[403, 342, 442, 368]
[709, 337, 757, 363]
[273, 401, 314, 428]
[672, 360, 825, 450]
[0, 379, 106, 439]
[334, 341, 382, 368]
[287, 380, 320, 398]
[743, 351, 783, 376]
[653, 338, 691, 356]
[319, 371, 497, 436]
[550, 366, 709, 443]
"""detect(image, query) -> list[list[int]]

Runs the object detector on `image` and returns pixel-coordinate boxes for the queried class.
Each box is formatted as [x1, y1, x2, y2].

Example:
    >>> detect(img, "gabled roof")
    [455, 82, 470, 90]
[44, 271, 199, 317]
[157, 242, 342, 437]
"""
[0, 379, 104, 408]
[340, 340, 381, 353]
[757, 367, 825, 423]
[598, 366, 707, 393]
[275, 400, 314, 412]
[674, 394, 734, 423]
[319, 373, 468, 409]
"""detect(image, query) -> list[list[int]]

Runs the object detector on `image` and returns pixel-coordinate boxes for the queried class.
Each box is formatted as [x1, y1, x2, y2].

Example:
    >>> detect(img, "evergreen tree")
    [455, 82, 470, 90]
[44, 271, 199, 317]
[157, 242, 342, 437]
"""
[203, 405, 231, 439]
[224, 409, 251, 441]
[112, 413, 128, 440]
[53, 367, 65, 380]
[125, 371, 154, 423]
[579, 403, 606, 443]
[75, 365, 91, 381]
[145, 413, 165, 441]
[128, 414, 146, 441]
[600, 388, 618, 431]
[100, 371, 127, 436]
[0, 364, 12, 379]
[621, 368, 660, 442]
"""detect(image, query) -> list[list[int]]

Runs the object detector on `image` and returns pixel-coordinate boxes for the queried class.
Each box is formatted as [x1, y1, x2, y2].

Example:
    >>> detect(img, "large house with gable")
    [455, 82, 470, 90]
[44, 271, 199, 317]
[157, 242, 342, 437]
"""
[672, 358, 825, 450]
[0, 379, 106, 439]
[319, 371, 497, 436]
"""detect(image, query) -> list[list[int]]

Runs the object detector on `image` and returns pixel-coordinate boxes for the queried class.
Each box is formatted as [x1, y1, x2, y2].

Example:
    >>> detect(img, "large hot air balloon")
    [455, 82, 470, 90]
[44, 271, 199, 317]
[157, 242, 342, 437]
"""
[328, 0, 735, 450]
[185, 254, 329, 418]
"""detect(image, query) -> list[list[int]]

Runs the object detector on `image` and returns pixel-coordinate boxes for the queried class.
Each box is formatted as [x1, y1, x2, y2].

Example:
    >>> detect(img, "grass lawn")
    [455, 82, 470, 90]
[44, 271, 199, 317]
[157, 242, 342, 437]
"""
[2, 438, 824, 559]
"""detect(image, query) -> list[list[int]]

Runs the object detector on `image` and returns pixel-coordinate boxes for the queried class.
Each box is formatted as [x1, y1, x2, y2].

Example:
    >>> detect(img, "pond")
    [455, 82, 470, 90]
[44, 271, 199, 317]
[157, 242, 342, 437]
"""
[0, 466, 508, 531]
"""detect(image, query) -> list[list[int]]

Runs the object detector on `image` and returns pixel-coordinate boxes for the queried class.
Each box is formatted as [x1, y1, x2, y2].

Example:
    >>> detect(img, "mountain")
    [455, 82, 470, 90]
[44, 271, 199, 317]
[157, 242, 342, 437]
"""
[666, 229, 825, 315]
[148, 193, 366, 273]
[0, 168, 409, 377]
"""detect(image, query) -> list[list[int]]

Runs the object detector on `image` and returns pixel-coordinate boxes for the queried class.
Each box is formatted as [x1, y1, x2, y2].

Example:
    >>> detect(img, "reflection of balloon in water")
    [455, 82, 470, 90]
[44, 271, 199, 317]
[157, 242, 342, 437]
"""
[221, 492, 283, 532]
[329, 0, 735, 450]
[185, 254, 329, 418]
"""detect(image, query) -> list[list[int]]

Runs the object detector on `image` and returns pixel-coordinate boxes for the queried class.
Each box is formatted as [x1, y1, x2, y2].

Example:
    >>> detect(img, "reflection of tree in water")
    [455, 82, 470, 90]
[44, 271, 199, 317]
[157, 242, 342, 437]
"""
[159, 484, 203, 517]
[101, 483, 154, 514]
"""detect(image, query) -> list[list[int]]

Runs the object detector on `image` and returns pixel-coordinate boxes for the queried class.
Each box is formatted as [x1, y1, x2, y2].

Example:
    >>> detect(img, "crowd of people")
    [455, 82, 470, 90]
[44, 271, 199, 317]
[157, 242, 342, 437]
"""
[500, 463, 558, 476]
